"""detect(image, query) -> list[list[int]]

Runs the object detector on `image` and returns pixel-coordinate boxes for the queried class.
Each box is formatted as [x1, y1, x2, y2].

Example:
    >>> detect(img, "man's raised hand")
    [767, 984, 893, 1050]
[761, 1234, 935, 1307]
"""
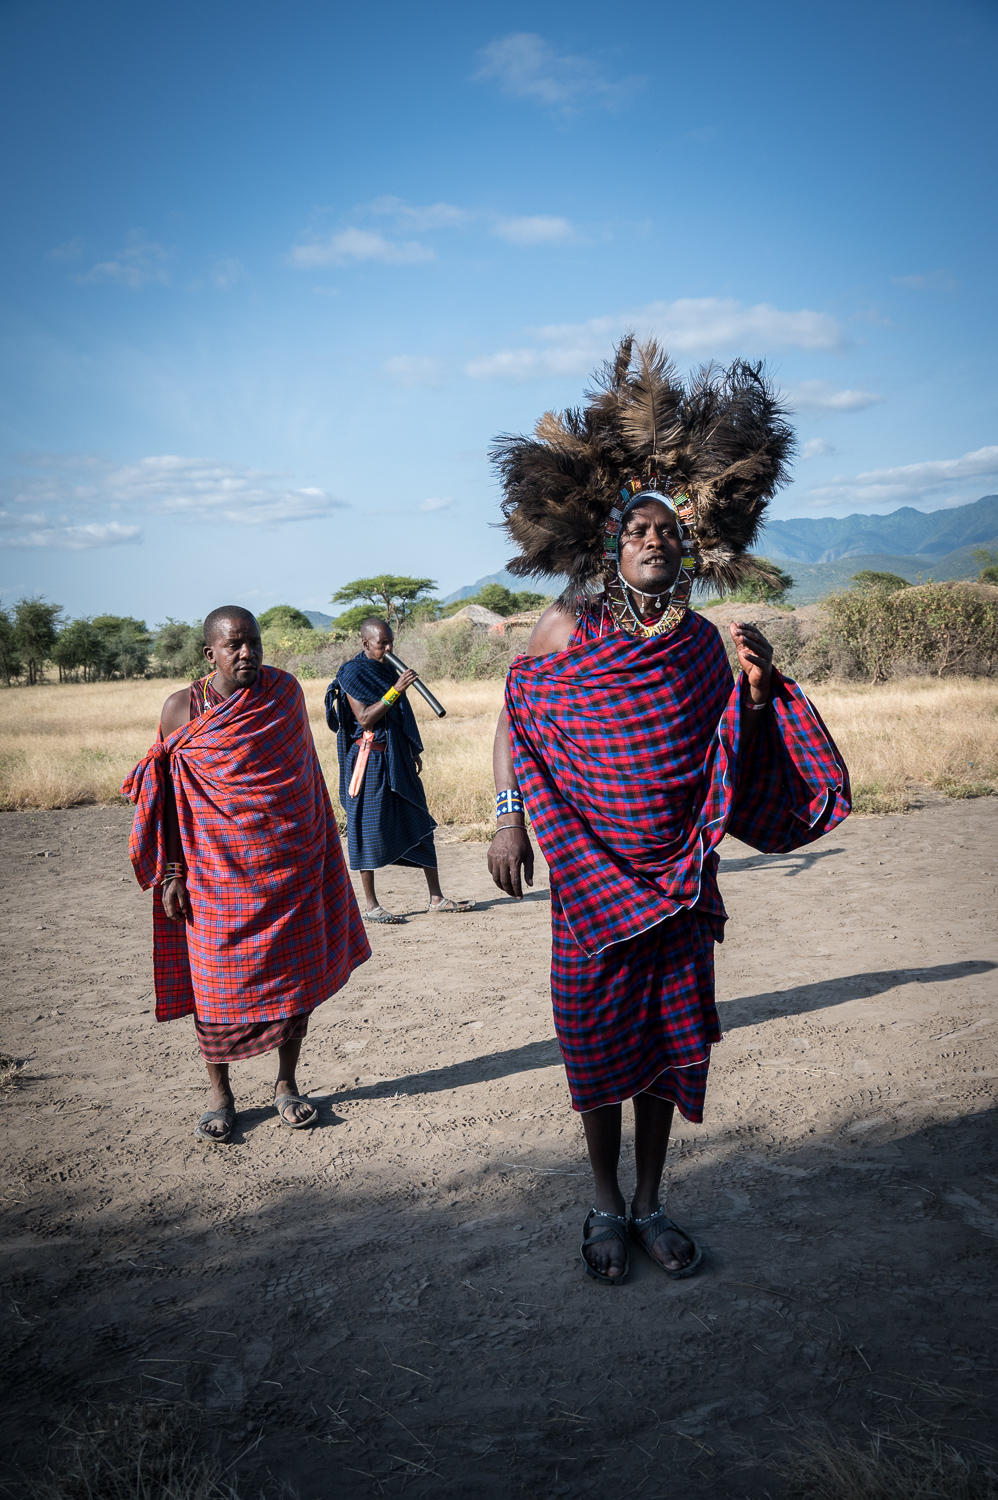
[162, 877, 191, 923]
[396, 669, 418, 694]
[728, 621, 774, 702]
[487, 826, 535, 899]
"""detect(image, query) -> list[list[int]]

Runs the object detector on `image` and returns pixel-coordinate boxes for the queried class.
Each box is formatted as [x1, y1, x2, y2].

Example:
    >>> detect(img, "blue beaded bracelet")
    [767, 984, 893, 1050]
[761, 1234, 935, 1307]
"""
[495, 789, 525, 818]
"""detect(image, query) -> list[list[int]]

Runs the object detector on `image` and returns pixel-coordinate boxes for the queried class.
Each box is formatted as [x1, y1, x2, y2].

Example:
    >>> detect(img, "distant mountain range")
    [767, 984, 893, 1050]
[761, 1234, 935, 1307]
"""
[757, 494, 998, 563]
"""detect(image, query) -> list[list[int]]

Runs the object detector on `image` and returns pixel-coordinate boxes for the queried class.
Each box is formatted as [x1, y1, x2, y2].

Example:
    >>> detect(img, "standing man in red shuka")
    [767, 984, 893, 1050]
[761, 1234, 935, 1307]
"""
[123, 606, 370, 1143]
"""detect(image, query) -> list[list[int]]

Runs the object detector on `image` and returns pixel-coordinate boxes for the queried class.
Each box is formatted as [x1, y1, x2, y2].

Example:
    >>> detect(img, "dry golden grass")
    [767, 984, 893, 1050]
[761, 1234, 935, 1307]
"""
[808, 677, 998, 814]
[2, 674, 996, 822]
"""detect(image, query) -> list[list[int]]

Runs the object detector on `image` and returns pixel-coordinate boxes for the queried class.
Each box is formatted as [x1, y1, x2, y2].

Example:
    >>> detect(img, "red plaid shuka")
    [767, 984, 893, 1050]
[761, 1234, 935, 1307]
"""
[506, 605, 850, 1115]
[122, 665, 370, 1027]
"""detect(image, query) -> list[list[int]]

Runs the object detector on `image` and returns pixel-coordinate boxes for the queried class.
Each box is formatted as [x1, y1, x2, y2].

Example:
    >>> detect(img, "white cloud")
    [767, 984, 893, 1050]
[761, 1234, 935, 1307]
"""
[289, 228, 434, 268]
[801, 438, 836, 460]
[383, 356, 446, 388]
[465, 297, 844, 381]
[367, 196, 473, 231]
[211, 257, 246, 290]
[492, 215, 573, 245]
[0, 515, 142, 550]
[474, 32, 641, 110]
[74, 232, 173, 288]
[788, 380, 884, 414]
[419, 497, 452, 512]
[802, 446, 998, 510]
[0, 454, 348, 548]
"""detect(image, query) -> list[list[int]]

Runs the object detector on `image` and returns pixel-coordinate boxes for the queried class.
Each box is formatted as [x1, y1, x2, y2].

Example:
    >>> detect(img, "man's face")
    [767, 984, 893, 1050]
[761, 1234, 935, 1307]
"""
[617, 499, 683, 597]
[203, 617, 263, 687]
[362, 624, 394, 661]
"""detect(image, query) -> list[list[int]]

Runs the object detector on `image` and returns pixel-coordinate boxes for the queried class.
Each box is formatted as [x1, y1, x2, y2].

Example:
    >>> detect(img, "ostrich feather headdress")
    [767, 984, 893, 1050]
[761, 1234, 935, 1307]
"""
[491, 336, 795, 626]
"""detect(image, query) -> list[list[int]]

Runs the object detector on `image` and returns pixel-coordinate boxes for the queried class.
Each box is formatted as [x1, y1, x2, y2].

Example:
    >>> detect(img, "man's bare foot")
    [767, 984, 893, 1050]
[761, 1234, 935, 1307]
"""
[198, 1083, 235, 1139]
[275, 1079, 315, 1126]
[630, 1202, 695, 1272]
[582, 1201, 628, 1279]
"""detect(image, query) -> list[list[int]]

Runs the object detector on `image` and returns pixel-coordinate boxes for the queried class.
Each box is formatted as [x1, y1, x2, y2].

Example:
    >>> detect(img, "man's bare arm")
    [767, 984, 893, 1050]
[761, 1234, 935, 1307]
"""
[486, 603, 575, 898]
[158, 687, 192, 923]
[345, 669, 418, 730]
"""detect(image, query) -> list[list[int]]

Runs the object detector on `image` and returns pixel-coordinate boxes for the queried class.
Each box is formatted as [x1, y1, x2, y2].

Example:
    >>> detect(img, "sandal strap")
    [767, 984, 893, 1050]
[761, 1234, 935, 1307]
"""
[198, 1107, 234, 1123]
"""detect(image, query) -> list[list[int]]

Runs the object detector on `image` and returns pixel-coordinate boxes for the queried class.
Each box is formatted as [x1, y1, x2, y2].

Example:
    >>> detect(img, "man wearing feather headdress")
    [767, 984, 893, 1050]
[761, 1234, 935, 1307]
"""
[487, 338, 851, 1284]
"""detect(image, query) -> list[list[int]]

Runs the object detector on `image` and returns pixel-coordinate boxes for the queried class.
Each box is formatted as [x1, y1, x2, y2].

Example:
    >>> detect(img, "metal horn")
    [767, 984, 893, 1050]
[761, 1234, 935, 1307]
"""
[383, 650, 446, 718]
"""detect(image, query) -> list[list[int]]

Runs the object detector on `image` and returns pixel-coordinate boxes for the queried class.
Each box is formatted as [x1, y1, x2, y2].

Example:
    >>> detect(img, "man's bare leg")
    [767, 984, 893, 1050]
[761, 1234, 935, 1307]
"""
[202, 1061, 235, 1138]
[630, 1092, 695, 1271]
[360, 870, 380, 913]
[275, 1037, 313, 1123]
[580, 1103, 627, 1278]
[423, 867, 444, 903]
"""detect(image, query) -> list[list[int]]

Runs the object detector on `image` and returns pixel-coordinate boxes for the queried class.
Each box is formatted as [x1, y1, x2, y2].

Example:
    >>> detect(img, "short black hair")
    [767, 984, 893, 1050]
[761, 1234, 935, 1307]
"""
[203, 606, 260, 645]
[359, 616, 392, 638]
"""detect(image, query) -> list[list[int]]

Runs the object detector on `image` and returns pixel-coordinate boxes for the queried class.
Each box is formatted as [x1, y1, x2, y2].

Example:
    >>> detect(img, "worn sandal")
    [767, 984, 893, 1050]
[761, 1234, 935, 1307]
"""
[363, 906, 406, 925]
[580, 1208, 630, 1284]
[194, 1106, 235, 1144]
[427, 897, 476, 913]
[629, 1208, 703, 1279]
[274, 1092, 318, 1129]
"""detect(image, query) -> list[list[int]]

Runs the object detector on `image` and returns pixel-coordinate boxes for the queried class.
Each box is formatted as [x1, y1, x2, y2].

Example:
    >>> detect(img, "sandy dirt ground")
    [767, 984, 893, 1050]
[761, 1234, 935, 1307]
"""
[1, 797, 997, 1497]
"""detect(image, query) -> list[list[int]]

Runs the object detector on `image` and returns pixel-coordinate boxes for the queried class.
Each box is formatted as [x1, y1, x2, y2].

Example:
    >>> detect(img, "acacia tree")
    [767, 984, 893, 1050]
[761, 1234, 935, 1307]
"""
[13, 597, 62, 685]
[331, 575, 436, 629]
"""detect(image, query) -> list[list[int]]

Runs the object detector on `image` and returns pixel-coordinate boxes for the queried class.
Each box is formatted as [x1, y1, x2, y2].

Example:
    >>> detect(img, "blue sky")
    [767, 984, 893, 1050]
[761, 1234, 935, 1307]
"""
[1, 0, 996, 623]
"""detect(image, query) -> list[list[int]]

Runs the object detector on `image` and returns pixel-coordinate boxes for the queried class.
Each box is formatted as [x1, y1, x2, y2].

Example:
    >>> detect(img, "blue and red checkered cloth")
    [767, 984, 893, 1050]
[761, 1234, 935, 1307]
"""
[122, 666, 370, 1026]
[505, 607, 850, 1114]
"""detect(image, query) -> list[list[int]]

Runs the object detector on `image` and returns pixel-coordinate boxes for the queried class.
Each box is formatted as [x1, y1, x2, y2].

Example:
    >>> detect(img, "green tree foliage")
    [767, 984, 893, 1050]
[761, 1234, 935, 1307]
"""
[257, 604, 313, 631]
[332, 575, 436, 629]
[723, 558, 795, 606]
[438, 585, 551, 619]
[13, 597, 63, 684]
[0, 605, 24, 685]
[973, 548, 998, 586]
[849, 570, 912, 593]
[153, 619, 207, 679]
[90, 616, 152, 678]
[328, 604, 388, 638]
[52, 618, 106, 681]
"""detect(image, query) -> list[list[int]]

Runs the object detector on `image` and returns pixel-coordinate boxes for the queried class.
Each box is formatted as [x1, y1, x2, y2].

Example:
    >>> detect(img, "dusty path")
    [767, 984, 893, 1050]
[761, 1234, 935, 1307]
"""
[1, 800, 997, 1496]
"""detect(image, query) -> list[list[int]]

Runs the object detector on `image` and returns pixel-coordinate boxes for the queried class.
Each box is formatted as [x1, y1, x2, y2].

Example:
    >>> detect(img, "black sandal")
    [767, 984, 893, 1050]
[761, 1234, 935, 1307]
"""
[629, 1208, 703, 1279]
[580, 1208, 630, 1285]
[193, 1106, 235, 1144]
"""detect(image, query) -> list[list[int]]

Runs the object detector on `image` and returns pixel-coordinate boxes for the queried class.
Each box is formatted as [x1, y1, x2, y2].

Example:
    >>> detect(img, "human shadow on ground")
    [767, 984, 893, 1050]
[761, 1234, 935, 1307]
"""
[322, 1036, 563, 1106]
[5, 1093, 998, 1500]
[719, 959, 996, 1030]
[718, 845, 845, 876]
[319, 962, 996, 1108]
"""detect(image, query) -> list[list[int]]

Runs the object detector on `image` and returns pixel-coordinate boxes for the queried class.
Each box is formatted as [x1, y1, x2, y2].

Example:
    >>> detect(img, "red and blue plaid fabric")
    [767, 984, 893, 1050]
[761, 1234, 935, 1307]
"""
[505, 608, 850, 957]
[506, 606, 850, 1114]
[122, 665, 370, 1025]
[552, 897, 723, 1118]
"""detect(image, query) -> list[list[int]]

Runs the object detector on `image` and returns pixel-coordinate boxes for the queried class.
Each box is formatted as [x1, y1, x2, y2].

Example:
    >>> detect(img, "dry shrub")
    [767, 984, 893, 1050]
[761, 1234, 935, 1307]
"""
[0, 1051, 25, 1091]
[777, 1432, 998, 1500]
[394, 620, 532, 681]
[32, 1405, 240, 1500]
[823, 581, 998, 682]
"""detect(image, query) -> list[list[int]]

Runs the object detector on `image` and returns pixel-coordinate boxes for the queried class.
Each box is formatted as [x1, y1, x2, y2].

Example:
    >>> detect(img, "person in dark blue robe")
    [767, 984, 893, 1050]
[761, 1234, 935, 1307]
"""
[325, 618, 475, 924]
